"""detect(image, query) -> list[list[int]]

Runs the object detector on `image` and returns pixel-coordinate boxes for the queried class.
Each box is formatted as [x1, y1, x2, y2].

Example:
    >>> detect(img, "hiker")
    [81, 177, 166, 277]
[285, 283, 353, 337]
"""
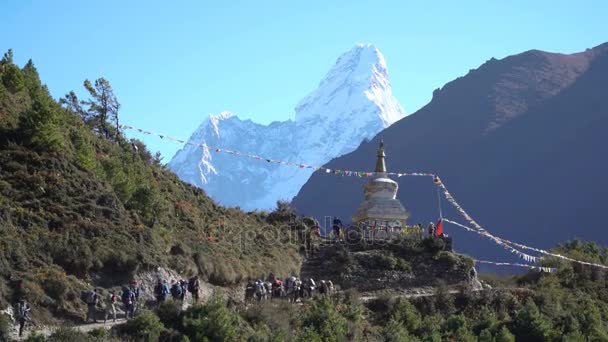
[313, 220, 321, 237]
[84, 288, 99, 323]
[155, 280, 169, 307]
[333, 217, 343, 241]
[271, 278, 283, 299]
[305, 228, 314, 257]
[302, 278, 316, 299]
[285, 276, 296, 302]
[255, 280, 266, 302]
[264, 281, 272, 300]
[427, 222, 436, 237]
[319, 280, 327, 296]
[129, 281, 142, 315]
[188, 276, 201, 302]
[170, 280, 183, 301]
[294, 278, 302, 302]
[179, 279, 188, 301]
[16, 299, 31, 337]
[245, 280, 256, 302]
[104, 290, 118, 323]
[122, 286, 135, 319]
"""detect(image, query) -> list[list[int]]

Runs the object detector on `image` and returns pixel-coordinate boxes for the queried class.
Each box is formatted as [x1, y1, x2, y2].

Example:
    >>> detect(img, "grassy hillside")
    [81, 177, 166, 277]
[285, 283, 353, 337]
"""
[0, 50, 303, 319]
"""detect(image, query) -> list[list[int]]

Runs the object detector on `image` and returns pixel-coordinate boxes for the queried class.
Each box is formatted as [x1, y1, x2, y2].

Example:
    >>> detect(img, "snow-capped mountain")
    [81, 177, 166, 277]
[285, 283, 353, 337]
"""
[168, 44, 405, 211]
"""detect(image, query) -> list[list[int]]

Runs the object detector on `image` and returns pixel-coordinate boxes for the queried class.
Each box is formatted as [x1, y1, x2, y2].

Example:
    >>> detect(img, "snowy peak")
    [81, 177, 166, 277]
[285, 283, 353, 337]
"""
[318, 44, 387, 90]
[295, 44, 404, 126]
[208, 111, 235, 137]
[169, 44, 407, 210]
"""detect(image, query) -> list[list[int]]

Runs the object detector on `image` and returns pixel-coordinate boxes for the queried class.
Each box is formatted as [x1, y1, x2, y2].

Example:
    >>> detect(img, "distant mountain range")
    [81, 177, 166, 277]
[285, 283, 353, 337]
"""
[293, 43, 608, 260]
[168, 44, 405, 210]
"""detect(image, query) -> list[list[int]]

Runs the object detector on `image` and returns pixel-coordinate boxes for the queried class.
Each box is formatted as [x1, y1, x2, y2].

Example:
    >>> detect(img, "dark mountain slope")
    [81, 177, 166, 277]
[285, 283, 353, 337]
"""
[292, 43, 608, 260]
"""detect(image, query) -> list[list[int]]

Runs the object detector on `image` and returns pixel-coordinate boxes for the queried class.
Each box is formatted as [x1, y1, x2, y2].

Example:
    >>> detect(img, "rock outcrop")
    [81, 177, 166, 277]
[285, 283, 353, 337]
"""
[301, 238, 480, 293]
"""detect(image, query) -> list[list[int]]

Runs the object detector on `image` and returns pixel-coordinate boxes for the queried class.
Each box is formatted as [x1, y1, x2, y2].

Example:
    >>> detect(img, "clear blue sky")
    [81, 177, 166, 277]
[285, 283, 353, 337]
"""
[2, 0, 607, 160]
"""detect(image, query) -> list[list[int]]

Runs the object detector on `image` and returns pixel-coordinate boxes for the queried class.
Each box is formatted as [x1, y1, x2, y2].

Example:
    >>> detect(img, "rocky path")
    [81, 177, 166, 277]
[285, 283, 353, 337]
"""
[9, 318, 126, 341]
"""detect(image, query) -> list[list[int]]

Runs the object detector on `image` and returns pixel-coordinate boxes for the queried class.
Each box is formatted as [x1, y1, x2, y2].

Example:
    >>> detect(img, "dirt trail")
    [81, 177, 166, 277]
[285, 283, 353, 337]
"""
[9, 318, 125, 341]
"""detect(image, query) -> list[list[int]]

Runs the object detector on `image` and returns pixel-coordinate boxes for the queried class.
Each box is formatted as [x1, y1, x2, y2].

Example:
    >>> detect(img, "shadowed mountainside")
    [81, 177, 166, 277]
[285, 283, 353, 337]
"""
[292, 43, 608, 262]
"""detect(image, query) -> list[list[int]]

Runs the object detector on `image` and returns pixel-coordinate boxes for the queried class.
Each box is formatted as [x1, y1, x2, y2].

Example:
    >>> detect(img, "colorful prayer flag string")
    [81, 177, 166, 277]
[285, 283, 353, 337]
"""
[474, 260, 556, 272]
[120, 124, 433, 178]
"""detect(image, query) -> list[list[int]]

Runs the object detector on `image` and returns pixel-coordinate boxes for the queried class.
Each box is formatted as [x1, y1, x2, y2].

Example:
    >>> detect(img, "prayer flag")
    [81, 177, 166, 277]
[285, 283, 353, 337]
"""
[436, 218, 443, 236]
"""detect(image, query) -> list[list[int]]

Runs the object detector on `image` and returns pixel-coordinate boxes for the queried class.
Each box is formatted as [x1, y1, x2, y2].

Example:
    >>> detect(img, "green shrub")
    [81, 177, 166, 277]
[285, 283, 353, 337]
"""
[391, 298, 421, 333]
[47, 326, 93, 342]
[422, 237, 445, 253]
[384, 319, 414, 342]
[511, 300, 553, 341]
[71, 130, 96, 170]
[39, 267, 69, 302]
[24, 333, 46, 342]
[433, 251, 461, 266]
[87, 327, 108, 339]
[156, 300, 183, 331]
[0, 312, 10, 341]
[494, 326, 515, 342]
[182, 297, 245, 341]
[1, 63, 25, 93]
[302, 297, 349, 341]
[117, 310, 165, 342]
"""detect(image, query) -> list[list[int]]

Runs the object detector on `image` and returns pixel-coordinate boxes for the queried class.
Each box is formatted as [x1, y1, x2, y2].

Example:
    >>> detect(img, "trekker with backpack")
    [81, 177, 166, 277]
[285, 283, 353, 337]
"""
[155, 280, 169, 307]
[122, 286, 135, 319]
[129, 281, 142, 315]
[84, 288, 99, 323]
[188, 276, 200, 302]
[179, 280, 188, 301]
[16, 299, 31, 337]
[104, 290, 118, 323]
[271, 278, 283, 299]
[170, 280, 183, 301]
[319, 280, 327, 296]
[245, 280, 255, 302]
[303, 278, 316, 299]
[254, 280, 266, 302]
[333, 217, 343, 241]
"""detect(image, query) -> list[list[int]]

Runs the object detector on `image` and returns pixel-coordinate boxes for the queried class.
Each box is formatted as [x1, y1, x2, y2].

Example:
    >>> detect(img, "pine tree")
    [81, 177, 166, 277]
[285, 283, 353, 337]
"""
[384, 319, 415, 342]
[59, 91, 87, 120]
[82, 78, 120, 140]
[512, 300, 553, 341]
[494, 326, 515, 342]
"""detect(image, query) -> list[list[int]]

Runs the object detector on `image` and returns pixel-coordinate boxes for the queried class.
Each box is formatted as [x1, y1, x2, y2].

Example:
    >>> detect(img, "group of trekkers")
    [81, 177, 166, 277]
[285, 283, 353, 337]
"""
[153, 276, 200, 307]
[82, 281, 143, 324]
[245, 276, 334, 303]
[80, 276, 201, 325]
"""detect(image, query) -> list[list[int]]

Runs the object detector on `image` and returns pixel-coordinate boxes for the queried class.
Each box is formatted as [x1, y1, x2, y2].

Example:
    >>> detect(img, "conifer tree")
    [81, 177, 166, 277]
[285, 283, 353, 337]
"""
[82, 78, 120, 140]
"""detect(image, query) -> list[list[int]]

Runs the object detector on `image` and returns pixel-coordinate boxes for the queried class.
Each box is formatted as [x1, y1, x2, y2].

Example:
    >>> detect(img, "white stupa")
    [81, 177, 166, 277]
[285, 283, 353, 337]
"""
[352, 141, 409, 228]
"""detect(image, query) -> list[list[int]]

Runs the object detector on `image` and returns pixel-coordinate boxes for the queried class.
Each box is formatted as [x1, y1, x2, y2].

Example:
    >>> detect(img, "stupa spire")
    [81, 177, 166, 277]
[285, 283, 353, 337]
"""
[375, 140, 387, 173]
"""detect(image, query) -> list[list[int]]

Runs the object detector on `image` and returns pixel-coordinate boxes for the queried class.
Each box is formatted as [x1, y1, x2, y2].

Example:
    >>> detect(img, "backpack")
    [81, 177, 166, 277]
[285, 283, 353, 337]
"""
[85, 291, 97, 305]
[155, 284, 162, 296]
[255, 283, 266, 295]
[122, 288, 133, 304]
[171, 283, 182, 297]
[17, 303, 29, 320]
